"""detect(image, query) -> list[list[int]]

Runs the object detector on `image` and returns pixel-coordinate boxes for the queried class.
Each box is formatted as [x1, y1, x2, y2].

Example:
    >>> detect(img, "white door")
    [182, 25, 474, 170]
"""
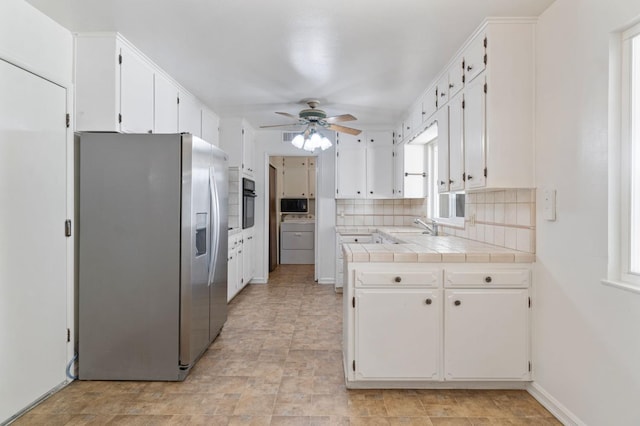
[336, 145, 366, 198]
[243, 230, 254, 284]
[154, 72, 178, 133]
[307, 158, 316, 198]
[236, 240, 244, 291]
[227, 244, 238, 302]
[0, 59, 68, 422]
[448, 91, 465, 191]
[464, 74, 486, 189]
[355, 289, 441, 380]
[119, 45, 154, 133]
[366, 144, 394, 198]
[436, 106, 450, 193]
[444, 289, 530, 380]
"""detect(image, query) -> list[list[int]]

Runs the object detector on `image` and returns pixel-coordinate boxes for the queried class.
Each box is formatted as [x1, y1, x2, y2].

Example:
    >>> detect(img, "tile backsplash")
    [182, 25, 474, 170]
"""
[336, 199, 428, 227]
[440, 189, 536, 253]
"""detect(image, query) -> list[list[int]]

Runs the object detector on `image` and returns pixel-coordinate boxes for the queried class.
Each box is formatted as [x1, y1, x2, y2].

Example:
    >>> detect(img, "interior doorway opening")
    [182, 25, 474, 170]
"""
[268, 155, 317, 277]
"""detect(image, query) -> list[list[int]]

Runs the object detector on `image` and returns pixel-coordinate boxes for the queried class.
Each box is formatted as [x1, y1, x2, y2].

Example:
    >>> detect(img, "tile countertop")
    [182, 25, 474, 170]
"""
[337, 226, 535, 263]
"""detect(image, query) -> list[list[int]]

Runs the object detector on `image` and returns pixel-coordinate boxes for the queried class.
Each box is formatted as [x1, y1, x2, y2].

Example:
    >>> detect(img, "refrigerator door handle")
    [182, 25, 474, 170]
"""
[208, 166, 220, 286]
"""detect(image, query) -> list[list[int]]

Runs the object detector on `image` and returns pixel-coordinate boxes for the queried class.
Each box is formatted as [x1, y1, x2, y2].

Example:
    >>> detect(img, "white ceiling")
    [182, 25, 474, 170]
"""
[26, 0, 554, 129]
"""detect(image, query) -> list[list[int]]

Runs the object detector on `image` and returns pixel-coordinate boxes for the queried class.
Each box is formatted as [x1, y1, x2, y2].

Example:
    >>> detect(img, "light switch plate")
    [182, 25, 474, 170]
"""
[543, 189, 556, 221]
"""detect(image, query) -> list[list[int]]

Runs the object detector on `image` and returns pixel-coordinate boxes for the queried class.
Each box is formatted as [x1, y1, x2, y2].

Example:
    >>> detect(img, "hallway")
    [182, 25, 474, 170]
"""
[15, 265, 559, 425]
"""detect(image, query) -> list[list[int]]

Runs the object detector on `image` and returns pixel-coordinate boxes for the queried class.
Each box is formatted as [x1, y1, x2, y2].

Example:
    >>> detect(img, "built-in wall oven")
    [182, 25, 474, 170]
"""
[242, 178, 256, 229]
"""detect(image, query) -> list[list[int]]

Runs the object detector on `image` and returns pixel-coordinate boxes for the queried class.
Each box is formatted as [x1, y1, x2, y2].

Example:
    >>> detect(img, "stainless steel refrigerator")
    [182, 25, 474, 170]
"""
[77, 133, 228, 381]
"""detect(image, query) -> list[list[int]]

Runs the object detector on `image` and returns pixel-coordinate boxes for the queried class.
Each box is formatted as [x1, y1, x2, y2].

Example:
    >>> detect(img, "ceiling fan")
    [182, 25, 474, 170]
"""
[260, 100, 362, 136]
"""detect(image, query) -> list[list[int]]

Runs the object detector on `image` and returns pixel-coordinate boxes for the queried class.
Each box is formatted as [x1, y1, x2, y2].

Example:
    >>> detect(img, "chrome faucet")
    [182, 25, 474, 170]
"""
[414, 218, 438, 235]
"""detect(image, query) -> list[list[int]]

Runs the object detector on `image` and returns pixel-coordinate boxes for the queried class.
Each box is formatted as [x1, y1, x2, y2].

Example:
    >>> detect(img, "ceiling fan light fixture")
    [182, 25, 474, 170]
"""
[291, 134, 305, 148]
[319, 136, 332, 151]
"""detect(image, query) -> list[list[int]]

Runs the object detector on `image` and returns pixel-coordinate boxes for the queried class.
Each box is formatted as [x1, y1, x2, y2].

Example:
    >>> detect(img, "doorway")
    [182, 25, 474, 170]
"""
[267, 155, 317, 277]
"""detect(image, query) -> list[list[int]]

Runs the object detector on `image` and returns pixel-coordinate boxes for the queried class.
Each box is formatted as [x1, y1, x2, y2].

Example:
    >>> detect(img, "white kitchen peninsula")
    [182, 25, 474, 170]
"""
[340, 228, 534, 389]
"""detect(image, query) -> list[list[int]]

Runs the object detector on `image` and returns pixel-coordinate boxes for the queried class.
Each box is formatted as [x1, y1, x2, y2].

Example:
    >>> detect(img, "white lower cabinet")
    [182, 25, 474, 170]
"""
[354, 289, 440, 380]
[344, 263, 531, 387]
[243, 229, 255, 284]
[444, 289, 530, 381]
[227, 235, 239, 302]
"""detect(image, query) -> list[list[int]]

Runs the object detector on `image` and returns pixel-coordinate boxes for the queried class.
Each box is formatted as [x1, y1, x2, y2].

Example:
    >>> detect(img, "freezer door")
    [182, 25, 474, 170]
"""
[209, 145, 229, 340]
[180, 135, 213, 367]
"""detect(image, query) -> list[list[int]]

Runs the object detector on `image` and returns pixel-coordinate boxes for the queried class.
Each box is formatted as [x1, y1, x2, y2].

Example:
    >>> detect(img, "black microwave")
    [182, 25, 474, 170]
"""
[281, 198, 308, 213]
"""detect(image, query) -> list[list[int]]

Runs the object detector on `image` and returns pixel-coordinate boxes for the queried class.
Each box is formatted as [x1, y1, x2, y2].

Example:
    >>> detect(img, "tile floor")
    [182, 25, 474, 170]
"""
[14, 264, 560, 425]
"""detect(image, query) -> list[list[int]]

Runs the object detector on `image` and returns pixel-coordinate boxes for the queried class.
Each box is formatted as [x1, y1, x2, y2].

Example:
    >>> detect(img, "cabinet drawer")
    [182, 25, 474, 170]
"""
[445, 269, 530, 288]
[356, 270, 441, 287]
[281, 231, 314, 249]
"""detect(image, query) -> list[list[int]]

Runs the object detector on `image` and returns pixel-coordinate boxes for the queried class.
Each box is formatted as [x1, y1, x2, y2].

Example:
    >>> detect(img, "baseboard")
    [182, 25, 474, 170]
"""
[527, 382, 585, 426]
[249, 277, 267, 284]
[317, 278, 335, 285]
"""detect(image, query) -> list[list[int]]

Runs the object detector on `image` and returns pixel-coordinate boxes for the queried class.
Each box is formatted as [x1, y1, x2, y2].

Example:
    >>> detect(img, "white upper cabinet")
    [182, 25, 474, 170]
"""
[201, 108, 220, 146]
[436, 73, 449, 109]
[462, 30, 487, 84]
[463, 75, 486, 189]
[75, 33, 217, 136]
[447, 55, 464, 99]
[308, 158, 316, 198]
[119, 45, 154, 133]
[448, 92, 465, 192]
[219, 118, 255, 178]
[462, 21, 535, 189]
[421, 87, 437, 125]
[336, 131, 393, 199]
[436, 106, 450, 193]
[154, 72, 179, 133]
[393, 142, 405, 197]
[178, 91, 202, 138]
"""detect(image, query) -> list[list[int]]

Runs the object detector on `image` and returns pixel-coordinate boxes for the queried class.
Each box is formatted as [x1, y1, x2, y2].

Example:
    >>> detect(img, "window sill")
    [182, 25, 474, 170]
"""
[601, 279, 640, 295]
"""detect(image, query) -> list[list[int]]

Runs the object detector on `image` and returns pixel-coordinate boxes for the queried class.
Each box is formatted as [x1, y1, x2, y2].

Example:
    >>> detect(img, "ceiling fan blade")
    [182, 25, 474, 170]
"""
[327, 124, 362, 136]
[259, 123, 303, 129]
[275, 112, 300, 120]
[325, 114, 357, 123]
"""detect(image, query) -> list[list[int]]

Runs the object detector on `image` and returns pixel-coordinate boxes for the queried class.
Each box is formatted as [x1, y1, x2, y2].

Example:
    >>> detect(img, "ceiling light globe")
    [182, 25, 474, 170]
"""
[319, 136, 332, 150]
[291, 134, 304, 148]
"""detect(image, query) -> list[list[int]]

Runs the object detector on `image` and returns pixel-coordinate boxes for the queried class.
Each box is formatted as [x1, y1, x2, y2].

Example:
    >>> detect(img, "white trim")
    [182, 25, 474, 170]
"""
[527, 382, 586, 426]
[317, 278, 335, 285]
[601, 278, 640, 295]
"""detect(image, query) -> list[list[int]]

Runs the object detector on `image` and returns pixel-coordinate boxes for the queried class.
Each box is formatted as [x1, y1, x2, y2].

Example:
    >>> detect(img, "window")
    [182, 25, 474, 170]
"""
[607, 21, 640, 292]
[426, 134, 465, 226]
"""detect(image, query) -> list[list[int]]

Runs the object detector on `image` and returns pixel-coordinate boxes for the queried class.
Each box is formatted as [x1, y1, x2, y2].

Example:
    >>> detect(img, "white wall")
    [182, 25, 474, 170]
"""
[254, 130, 336, 284]
[0, 0, 72, 86]
[532, 1, 640, 424]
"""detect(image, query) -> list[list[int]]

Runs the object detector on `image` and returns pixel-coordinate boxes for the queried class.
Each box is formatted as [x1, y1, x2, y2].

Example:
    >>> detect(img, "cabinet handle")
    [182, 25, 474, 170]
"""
[302, 193, 305, 196]
[394, 276, 402, 283]
[449, 83, 454, 88]
[440, 92, 446, 97]
[484, 276, 492, 283]
[357, 191, 361, 194]
[370, 191, 373, 194]
[294, 233, 302, 236]
[422, 111, 426, 115]
[425, 298, 432, 305]
[449, 179, 454, 184]
[467, 65, 473, 71]
[370, 139, 374, 143]
[440, 180, 445, 185]
[354, 238, 358, 242]
[454, 300, 461, 306]
[357, 139, 362, 143]
[467, 175, 473, 180]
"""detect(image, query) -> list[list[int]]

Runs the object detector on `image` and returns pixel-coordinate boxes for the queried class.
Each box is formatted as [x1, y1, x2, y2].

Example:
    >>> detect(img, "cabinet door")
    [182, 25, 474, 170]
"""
[236, 239, 245, 291]
[243, 125, 255, 176]
[355, 289, 441, 380]
[308, 158, 316, 198]
[436, 74, 449, 108]
[422, 87, 437, 123]
[227, 244, 238, 302]
[394, 144, 405, 197]
[448, 91, 465, 191]
[336, 145, 366, 198]
[119, 45, 154, 133]
[444, 289, 530, 380]
[464, 74, 486, 189]
[366, 144, 394, 198]
[395, 123, 403, 144]
[448, 55, 464, 98]
[436, 106, 450, 193]
[283, 157, 309, 197]
[463, 32, 486, 84]
[178, 91, 202, 137]
[154, 72, 178, 133]
[243, 231, 254, 284]
[201, 109, 220, 146]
